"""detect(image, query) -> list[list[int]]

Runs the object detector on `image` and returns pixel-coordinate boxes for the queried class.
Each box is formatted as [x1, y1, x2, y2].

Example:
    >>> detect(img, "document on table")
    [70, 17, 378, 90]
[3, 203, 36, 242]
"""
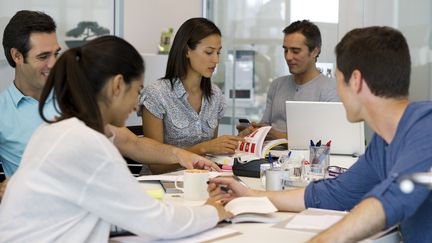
[285, 214, 344, 230]
[279, 208, 401, 242]
[110, 227, 239, 243]
[278, 208, 347, 232]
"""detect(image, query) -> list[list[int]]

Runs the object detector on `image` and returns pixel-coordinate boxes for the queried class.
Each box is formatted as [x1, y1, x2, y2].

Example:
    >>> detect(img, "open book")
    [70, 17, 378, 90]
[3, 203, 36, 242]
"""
[210, 126, 288, 166]
[224, 197, 280, 224]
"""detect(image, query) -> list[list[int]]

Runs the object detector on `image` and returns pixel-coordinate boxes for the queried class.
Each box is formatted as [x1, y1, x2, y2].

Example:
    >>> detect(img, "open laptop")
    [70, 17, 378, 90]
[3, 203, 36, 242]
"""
[285, 101, 365, 156]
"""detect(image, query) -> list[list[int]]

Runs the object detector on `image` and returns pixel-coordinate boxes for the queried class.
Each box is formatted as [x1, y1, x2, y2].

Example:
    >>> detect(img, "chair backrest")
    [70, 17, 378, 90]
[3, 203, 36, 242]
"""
[0, 160, 5, 182]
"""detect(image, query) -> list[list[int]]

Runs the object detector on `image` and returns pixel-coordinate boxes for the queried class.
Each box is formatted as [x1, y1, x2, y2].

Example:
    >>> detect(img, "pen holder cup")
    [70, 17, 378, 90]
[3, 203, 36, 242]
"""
[265, 168, 287, 191]
[302, 145, 330, 182]
[279, 151, 304, 181]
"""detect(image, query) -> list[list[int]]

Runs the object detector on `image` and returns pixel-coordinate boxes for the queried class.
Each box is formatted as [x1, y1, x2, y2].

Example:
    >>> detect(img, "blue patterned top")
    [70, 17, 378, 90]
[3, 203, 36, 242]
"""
[139, 78, 225, 148]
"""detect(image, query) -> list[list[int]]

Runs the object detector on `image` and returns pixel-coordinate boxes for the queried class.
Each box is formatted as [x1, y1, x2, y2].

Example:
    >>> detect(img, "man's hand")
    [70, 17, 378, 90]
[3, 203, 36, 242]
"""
[238, 122, 267, 137]
[266, 128, 287, 140]
[172, 148, 221, 171]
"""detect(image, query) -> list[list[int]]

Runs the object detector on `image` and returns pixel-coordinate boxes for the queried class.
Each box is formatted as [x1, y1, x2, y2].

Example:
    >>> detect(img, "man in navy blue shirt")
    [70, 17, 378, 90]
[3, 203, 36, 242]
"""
[209, 26, 432, 243]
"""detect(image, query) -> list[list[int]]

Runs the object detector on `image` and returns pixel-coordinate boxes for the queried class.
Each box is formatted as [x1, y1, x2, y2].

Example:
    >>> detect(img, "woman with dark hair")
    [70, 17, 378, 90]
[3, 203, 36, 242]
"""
[0, 36, 230, 242]
[140, 18, 243, 174]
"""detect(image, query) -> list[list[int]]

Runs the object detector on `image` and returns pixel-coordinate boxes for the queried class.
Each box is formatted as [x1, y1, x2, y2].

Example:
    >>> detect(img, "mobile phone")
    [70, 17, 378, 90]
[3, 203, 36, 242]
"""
[238, 118, 250, 124]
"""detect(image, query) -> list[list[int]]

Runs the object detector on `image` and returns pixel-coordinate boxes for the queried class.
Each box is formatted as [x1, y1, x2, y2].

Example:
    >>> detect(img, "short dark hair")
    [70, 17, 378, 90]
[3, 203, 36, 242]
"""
[164, 17, 221, 100]
[39, 36, 144, 133]
[336, 26, 411, 98]
[283, 20, 322, 57]
[2, 10, 56, 68]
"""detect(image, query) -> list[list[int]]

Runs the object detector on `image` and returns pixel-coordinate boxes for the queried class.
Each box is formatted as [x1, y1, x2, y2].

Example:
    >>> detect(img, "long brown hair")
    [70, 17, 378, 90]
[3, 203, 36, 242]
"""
[39, 35, 144, 133]
[164, 17, 221, 100]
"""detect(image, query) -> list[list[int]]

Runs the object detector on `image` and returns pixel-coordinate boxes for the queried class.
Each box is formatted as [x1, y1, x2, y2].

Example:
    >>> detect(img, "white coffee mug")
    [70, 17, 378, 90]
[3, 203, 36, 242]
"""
[175, 169, 209, 201]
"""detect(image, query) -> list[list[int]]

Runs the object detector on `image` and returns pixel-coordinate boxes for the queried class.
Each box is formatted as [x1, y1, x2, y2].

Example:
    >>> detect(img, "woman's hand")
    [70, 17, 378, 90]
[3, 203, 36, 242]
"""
[207, 176, 255, 203]
[205, 198, 233, 222]
[172, 147, 221, 171]
[201, 135, 244, 155]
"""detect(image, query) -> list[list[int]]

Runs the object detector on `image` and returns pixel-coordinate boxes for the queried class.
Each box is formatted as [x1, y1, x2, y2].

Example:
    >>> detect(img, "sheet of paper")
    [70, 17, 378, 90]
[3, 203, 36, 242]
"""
[110, 227, 239, 243]
[284, 214, 343, 230]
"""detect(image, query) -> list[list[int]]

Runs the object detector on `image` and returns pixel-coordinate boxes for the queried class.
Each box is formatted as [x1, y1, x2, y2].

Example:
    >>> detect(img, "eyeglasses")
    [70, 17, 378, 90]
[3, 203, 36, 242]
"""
[327, 166, 348, 178]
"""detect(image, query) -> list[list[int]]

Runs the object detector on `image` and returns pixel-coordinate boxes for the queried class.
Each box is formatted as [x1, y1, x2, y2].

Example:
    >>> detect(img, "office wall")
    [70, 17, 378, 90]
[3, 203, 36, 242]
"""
[123, 0, 202, 54]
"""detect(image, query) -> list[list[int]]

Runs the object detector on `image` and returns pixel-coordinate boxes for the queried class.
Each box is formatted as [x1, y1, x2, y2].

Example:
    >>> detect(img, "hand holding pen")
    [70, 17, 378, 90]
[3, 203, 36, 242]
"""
[207, 176, 253, 204]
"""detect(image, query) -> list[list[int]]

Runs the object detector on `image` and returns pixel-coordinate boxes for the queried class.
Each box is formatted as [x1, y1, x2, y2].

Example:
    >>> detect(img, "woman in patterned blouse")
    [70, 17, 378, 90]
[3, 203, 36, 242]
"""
[139, 18, 243, 174]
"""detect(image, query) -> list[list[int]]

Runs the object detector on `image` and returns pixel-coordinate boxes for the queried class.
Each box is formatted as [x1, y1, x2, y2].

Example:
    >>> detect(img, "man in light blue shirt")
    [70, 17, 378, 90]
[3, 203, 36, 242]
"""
[0, 86, 57, 176]
[0, 11, 60, 185]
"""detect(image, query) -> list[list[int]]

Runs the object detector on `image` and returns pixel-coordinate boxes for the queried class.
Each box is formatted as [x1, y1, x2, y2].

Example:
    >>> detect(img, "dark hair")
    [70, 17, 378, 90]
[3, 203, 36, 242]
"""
[283, 20, 321, 59]
[39, 35, 144, 133]
[2, 10, 56, 68]
[164, 17, 221, 100]
[335, 26, 410, 98]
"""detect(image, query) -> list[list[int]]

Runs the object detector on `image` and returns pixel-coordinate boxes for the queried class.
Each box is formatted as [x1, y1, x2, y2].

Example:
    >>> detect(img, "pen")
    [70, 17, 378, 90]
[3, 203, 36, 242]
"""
[219, 185, 230, 192]
[231, 175, 249, 188]
[316, 140, 322, 147]
[310, 140, 315, 147]
[268, 152, 273, 169]
[288, 150, 292, 158]
[206, 181, 230, 192]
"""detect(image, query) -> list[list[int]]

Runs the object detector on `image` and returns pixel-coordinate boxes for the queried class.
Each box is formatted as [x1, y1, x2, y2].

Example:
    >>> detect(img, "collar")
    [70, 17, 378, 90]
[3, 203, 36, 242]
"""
[8, 82, 53, 107]
[171, 78, 187, 99]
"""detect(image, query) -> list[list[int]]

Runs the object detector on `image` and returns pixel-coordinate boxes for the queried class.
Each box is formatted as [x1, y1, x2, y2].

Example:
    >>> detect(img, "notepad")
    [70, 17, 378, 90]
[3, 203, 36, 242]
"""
[285, 214, 343, 230]
[224, 197, 279, 224]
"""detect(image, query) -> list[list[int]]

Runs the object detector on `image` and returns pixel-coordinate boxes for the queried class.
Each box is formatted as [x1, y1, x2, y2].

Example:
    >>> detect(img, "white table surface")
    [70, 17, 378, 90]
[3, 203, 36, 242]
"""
[130, 154, 400, 243]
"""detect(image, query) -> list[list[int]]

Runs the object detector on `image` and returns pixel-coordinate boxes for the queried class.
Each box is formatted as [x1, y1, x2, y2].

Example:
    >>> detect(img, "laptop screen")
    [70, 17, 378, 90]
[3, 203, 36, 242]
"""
[285, 101, 365, 156]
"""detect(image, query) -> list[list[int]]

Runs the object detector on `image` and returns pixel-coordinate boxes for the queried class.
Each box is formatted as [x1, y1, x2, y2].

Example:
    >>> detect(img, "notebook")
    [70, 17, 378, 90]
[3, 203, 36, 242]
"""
[285, 101, 365, 156]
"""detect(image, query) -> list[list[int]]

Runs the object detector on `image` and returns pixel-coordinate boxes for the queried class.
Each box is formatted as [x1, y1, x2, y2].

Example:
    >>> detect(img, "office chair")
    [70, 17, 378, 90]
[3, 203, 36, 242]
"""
[0, 161, 5, 182]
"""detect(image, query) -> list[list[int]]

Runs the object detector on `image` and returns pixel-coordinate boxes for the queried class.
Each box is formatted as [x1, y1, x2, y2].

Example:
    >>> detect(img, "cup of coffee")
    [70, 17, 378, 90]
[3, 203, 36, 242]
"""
[175, 169, 209, 201]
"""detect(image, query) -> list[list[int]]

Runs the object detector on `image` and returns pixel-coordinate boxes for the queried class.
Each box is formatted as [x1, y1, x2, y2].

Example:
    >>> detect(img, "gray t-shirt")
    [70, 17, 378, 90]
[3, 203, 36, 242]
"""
[260, 74, 339, 132]
[139, 78, 225, 148]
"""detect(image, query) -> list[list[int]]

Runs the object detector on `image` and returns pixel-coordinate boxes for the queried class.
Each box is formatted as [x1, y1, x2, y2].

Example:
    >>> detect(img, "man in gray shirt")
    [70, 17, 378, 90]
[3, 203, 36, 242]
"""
[239, 20, 339, 139]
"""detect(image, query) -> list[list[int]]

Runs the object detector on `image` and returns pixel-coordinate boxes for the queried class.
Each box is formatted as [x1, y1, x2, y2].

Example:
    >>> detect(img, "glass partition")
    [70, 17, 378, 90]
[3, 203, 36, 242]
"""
[204, 0, 339, 135]
[0, 0, 121, 92]
[205, 0, 432, 144]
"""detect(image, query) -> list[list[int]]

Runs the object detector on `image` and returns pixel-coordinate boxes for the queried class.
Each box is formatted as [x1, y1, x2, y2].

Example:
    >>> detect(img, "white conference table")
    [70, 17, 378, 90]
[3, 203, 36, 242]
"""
[113, 154, 400, 243]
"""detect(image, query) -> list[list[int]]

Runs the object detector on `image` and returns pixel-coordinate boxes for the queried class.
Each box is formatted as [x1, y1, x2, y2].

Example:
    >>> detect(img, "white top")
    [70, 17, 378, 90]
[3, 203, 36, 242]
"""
[0, 118, 218, 243]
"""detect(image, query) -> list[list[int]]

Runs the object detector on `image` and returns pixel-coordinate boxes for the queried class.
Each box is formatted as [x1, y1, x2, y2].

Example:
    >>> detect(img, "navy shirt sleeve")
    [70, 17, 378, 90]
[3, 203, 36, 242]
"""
[363, 116, 432, 228]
